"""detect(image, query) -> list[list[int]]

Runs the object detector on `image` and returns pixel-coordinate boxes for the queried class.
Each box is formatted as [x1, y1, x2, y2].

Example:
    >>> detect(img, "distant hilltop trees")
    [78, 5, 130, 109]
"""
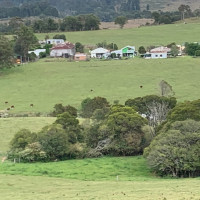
[0, 0, 141, 21]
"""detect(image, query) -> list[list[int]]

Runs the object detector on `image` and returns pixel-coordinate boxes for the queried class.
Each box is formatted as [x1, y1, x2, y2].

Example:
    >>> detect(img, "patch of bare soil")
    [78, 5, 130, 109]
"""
[100, 19, 154, 30]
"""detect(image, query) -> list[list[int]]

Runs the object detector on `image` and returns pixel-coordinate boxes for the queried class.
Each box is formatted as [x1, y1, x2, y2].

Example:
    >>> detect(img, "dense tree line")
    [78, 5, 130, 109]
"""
[0, 1, 58, 19]
[0, 0, 141, 21]
[60, 14, 100, 31]
[0, 15, 101, 34]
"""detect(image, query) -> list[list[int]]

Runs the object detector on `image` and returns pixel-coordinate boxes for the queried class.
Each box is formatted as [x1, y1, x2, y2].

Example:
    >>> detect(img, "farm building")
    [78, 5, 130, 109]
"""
[91, 48, 110, 58]
[74, 53, 88, 61]
[111, 46, 135, 58]
[46, 39, 65, 45]
[145, 46, 171, 59]
[50, 42, 75, 57]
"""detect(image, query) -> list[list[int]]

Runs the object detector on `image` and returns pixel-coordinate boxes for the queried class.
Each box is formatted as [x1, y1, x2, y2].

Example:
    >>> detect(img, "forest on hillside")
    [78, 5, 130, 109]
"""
[0, 0, 141, 21]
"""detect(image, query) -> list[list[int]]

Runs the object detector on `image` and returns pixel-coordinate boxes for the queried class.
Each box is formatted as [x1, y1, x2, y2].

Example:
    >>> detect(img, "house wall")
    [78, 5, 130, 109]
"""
[75, 55, 87, 61]
[50, 48, 75, 57]
[151, 52, 167, 59]
[46, 39, 64, 45]
[91, 53, 97, 58]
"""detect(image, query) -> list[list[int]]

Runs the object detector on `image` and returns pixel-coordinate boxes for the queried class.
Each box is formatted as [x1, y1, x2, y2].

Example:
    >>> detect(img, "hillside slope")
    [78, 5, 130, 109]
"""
[140, 0, 200, 11]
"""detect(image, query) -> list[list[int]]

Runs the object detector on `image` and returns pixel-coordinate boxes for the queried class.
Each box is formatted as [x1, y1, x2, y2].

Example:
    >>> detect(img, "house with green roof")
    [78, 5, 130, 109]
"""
[111, 46, 135, 58]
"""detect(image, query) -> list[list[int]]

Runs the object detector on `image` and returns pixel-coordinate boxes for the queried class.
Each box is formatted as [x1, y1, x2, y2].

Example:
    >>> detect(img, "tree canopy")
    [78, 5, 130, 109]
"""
[14, 25, 38, 61]
[0, 35, 14, 69]
[114, 16, 128, 29]
[144, 120, 200, 177]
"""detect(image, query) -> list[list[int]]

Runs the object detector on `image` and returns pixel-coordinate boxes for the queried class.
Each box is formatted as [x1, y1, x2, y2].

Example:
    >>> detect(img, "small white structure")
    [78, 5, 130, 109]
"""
[177, 45, 185, 56]
[111, 46, 135, 58]
[50, 42, 75, 57]
[91, 48, 109, 58]
[145, 46, 171, 59]
[46, 39, 65, 45]
[28, 49, 46, 57]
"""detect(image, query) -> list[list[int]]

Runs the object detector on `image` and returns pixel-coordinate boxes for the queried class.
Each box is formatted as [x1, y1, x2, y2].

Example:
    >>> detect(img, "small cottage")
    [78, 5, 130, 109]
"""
[91, 48, 109, 58]
[50, 42, 75, 57]
[111, 46, 135, 58]
[145, 46, 171, 59]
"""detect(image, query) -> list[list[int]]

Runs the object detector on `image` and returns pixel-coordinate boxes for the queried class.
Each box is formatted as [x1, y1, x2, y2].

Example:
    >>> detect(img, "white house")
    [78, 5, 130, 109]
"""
[91, 48, 110, 58]
[111, 46, 135, 58]
[50, 42, 75, 57]
[28, 49, 46, 57]
[145, 46, 171, 59]
[46, 39, 65, 45]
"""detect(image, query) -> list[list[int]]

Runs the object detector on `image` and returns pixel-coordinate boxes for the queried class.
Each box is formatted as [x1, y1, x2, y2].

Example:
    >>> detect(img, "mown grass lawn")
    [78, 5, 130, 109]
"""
[0, 56, 200, 114]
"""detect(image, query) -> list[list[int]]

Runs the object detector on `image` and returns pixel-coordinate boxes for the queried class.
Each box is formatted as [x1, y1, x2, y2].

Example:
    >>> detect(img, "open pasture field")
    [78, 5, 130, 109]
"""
[36, 23, 200, 48]
[0, 117, 55, 156]
[0, 174, 199, 200]
[0, 56, 200, 113]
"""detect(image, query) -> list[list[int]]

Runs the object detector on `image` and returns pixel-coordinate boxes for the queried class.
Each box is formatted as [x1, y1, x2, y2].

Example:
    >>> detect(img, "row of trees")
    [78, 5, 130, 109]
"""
[0, 15, 101, 34]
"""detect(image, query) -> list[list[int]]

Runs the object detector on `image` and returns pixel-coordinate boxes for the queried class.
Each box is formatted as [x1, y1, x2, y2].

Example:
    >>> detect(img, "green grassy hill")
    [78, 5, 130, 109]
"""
[37, 23, 200, 48]
[0, 56, 200, 114]
[1, 23, 200, 114]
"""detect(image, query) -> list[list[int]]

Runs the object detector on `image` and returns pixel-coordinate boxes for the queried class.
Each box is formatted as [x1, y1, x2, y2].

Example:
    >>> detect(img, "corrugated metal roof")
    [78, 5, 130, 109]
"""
[150, 46, 171, 53]
[91, 48, 109, 54]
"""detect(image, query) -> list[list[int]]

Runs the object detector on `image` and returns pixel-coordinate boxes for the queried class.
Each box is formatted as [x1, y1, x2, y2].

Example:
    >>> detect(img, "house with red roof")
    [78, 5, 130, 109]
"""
[50, 42, 75, 58]
[145, 46, 171, 59]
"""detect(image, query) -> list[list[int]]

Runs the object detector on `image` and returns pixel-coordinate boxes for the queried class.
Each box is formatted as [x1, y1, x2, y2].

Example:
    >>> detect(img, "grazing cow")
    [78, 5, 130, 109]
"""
[30, 104, 34, 107]
[5, 101, 8, 104]
[11, 105, 15, 109]
[90, 89, 93, 92]
[7, 108, 10, 111]
[140, 85, 143, 88]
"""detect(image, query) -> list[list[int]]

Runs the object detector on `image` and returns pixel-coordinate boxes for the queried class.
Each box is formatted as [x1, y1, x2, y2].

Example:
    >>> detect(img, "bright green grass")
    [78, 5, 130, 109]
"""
[0, 117, 55, 155]
[0, 156, 152, 181]
[0, 56, 200, 113]
[0, 174, 200, 200]
[36, 23, 200, 48]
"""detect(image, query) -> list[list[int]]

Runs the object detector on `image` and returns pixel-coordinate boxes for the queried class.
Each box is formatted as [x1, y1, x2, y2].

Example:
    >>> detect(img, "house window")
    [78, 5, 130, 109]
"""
[155, 55, 158, 57]
[160, 54, 163, 57]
